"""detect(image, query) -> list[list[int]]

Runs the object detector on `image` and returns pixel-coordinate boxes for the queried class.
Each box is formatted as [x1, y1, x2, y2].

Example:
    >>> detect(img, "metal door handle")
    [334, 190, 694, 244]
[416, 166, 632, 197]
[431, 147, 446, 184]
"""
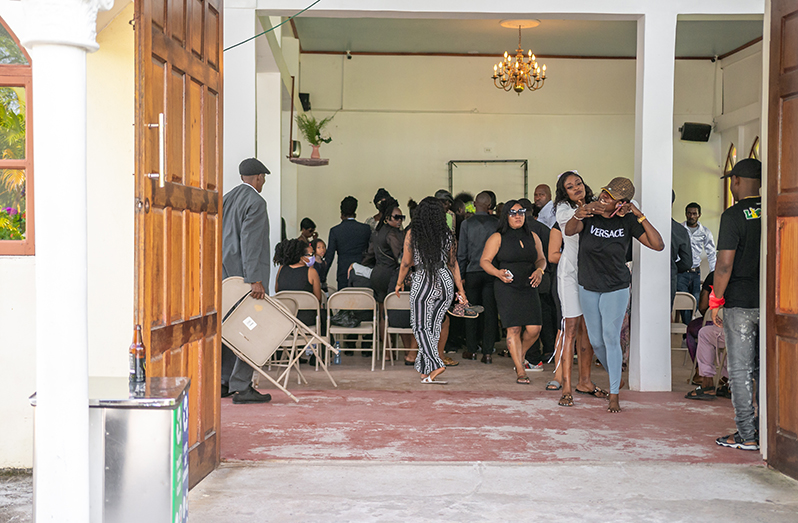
[146, 113, 165, 188]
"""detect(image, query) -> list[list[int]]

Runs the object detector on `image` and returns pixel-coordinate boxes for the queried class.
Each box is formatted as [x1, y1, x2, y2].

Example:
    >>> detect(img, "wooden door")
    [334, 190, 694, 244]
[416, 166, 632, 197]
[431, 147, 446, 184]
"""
[767, 0, 798, 481]
[135, 0, 223, 488]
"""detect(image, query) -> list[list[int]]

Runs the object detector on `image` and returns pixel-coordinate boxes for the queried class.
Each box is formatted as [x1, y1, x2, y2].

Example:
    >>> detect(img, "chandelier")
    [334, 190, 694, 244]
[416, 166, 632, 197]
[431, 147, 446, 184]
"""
[492, 24, 547, 94]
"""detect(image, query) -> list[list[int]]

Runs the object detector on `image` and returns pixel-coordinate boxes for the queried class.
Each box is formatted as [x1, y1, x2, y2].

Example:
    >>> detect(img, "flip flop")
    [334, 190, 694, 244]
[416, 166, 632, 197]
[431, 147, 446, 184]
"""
[575, 386, 609, 399]
[516, 375, 531, 385]
[546, 380, 562, 391]
[421, 376, 447, 384]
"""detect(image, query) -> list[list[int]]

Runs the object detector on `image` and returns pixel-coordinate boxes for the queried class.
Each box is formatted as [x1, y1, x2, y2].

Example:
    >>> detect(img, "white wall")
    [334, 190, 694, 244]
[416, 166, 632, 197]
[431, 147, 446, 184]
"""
[291, 54, 720, 253]
[86, 2, 135, 377]
[0, 4, 134, 467]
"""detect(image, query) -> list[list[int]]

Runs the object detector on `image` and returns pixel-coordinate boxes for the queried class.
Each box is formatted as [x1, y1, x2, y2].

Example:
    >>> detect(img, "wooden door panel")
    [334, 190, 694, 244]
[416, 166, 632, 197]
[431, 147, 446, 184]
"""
[777, 338, 798, 437]
[137, 0, 222, 489]
[780, 95, 798, 192]
[768, 0, 798, 481]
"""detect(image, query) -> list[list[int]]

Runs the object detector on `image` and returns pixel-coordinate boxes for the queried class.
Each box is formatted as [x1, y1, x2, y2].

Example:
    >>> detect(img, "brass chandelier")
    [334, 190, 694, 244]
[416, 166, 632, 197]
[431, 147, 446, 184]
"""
[492, 24, 547, 94]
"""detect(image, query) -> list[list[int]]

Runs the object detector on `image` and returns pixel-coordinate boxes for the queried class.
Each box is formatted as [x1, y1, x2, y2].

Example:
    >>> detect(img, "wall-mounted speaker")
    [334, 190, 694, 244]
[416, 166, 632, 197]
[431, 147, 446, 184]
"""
[299, 93, 311, 112]
[679, 122, 712, 142]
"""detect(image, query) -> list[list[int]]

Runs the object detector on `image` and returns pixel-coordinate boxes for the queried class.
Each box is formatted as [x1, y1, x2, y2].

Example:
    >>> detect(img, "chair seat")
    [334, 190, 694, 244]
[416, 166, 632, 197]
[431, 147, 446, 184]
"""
[671, 324, 688, 335]
[386, 327, 413, 335]
[329, 321, 375, 335]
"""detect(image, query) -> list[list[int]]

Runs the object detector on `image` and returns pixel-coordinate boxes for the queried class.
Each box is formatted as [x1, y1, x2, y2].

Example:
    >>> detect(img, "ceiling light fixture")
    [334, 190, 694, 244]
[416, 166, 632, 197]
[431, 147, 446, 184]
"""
[492, 20, 547, 94]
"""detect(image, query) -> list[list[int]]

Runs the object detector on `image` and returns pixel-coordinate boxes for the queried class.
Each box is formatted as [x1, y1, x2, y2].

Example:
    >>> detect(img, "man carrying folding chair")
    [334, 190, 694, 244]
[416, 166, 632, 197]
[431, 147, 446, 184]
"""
[221, 158, 273, 404]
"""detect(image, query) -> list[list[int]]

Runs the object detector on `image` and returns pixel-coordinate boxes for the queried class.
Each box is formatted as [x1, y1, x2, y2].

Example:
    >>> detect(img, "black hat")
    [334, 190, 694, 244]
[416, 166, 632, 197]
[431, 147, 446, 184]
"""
[434, 189, 454, 203]
[373, 188, 391, 206]
[239, 158, 270, 176]
[722, 158, 761, 180]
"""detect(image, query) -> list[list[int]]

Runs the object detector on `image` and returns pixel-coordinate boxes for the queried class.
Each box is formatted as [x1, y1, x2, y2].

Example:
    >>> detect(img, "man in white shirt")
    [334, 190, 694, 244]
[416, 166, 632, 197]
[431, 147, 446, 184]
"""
[533, 184, 556, 228]
[678, 202, 717, 324]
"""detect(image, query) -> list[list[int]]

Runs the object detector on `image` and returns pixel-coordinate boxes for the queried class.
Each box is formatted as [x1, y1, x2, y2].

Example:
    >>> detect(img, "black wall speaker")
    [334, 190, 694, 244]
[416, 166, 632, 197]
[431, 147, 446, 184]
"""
[679, 122, 712, 142]
[299, 93, 311, 112]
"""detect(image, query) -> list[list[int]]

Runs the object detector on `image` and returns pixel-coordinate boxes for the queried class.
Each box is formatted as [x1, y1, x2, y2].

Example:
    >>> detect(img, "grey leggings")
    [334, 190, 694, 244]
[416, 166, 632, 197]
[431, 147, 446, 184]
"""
[579, 286, 629, 395]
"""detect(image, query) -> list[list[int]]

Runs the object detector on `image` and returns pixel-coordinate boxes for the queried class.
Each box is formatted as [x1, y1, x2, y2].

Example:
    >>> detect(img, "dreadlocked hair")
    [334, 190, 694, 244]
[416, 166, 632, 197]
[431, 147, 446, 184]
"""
[410, 196, 453, 279]
[273, 238, 308, 266]
[376, 197, 400, 231]
[554, 171, 595, 209]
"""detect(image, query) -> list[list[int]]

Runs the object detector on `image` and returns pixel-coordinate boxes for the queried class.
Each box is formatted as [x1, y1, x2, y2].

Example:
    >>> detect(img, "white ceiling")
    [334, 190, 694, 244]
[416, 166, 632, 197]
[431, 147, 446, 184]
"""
[291, 17, 764, 59]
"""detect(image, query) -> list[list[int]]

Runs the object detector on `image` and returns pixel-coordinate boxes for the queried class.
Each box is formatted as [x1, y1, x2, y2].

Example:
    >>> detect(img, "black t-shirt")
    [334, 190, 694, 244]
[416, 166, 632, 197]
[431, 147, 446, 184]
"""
[717, 196, 761, 308]
[578, 214, 645, 293]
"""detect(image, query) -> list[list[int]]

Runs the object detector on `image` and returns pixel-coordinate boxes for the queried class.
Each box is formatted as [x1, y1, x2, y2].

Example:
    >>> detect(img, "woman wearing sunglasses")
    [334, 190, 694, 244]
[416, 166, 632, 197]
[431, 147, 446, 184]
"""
[480, 200, 547, 385]
[565, 177, 664, 413]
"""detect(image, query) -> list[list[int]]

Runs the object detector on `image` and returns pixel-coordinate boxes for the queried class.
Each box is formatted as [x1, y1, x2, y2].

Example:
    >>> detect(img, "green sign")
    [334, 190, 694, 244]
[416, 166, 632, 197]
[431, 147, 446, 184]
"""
[171, 393, 189, 523]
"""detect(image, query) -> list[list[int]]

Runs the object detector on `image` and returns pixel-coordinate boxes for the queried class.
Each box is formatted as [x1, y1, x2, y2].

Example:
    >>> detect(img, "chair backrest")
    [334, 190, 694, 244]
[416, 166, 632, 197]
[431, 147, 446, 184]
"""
[222, 276, 251, 319]
[222, 295, 296, 366]
[384, 291, 411, 312]
[339, 286, 374, 297]
[272, 295, 299, 315]
[702, 307, 724, 324]
[328, 290, 377, 311]
[274, 290, 320, 314]
[672, 292, 697, 316]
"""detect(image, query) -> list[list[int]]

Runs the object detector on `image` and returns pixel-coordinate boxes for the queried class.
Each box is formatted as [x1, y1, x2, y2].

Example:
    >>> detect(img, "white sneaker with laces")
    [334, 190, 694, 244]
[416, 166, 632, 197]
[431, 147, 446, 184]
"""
[528, 361, 544, 372]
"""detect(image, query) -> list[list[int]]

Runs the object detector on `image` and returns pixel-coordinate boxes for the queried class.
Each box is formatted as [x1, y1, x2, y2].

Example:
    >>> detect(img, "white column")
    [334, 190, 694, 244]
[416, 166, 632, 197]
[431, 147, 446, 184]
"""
[630, 13, 677, 392]
[223, 7, 258, 193]
[257, 71, 283, 294]
[21, 0, 112, 521]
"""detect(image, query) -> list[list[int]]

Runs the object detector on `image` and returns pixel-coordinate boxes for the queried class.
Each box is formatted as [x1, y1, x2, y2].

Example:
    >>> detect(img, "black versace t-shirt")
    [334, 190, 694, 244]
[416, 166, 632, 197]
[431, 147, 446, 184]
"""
[717, 196, 761, 309]
[578, 214, 645, 293]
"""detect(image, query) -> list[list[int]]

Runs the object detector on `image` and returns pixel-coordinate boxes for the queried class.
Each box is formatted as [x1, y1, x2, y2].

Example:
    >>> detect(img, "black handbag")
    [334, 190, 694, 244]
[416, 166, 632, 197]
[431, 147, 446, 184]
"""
[330, 310, 362, 328]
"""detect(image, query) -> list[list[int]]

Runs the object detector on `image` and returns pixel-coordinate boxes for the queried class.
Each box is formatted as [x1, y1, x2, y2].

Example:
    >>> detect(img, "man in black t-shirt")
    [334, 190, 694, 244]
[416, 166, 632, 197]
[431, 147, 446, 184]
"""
[711, 158, 762, 451]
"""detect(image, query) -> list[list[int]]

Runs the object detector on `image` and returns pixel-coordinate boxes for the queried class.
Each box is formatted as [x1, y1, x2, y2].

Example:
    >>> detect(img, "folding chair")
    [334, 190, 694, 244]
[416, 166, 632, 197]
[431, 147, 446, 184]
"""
[671, 292, 697, 365]
[257, 296, 301, 386]
[275, 290, 323, 371]
[222, 282, 338, 402]
[327, 289, 379, 371]
[382, 292, 413, 370]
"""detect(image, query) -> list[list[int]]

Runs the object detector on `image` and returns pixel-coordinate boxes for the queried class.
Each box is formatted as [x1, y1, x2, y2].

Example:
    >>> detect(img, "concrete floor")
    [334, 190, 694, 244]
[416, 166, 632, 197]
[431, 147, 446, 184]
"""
[189, 461, 798, 523]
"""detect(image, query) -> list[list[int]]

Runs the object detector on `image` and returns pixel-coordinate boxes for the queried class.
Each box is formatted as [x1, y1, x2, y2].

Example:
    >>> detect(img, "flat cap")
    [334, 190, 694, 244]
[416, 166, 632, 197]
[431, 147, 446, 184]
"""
[722, 158, 761, 180]
[239, 158, 270, 176]
[434, 189, 454, 202]
[601, 177, 635, 202]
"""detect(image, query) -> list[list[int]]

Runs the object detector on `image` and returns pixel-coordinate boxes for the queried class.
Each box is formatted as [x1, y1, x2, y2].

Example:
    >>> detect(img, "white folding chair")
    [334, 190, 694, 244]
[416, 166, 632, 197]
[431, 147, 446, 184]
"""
[382, 292, 413, 370]
[275, 290, 324, 372]
[260, 296, 303, 385]
[327, 289, 379, 371]
[671, 292, 697, 365]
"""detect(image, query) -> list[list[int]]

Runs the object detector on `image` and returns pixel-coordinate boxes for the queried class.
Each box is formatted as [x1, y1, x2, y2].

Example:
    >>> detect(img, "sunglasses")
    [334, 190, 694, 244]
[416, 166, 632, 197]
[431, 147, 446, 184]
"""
[391, 214, 406, 221]
[508, 208, 527, 217]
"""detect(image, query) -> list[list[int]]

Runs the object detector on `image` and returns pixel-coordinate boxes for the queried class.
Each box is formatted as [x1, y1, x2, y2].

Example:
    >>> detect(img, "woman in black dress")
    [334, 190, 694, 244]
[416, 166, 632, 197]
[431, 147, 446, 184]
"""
[370, 198, 405, 303]
[274, 238, 322, 328]
[480, 201, 546, 384]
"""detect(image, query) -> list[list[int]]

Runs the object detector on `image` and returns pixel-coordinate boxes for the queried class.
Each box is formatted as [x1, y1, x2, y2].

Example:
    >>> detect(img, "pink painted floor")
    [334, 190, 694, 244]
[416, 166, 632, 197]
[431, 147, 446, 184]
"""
[220, 389, 763, 465]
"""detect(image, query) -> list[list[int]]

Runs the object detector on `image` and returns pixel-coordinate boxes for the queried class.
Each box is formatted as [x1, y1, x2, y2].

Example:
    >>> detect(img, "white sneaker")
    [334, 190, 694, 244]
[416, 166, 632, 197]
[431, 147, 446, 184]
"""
[527, 361, 544, 372]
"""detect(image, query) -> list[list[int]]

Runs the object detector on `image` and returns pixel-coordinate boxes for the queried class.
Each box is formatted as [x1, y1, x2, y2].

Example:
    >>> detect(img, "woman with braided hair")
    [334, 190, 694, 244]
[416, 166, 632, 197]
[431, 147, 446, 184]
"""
[274, 238, 322, 329]
[395, 197, 467, 384]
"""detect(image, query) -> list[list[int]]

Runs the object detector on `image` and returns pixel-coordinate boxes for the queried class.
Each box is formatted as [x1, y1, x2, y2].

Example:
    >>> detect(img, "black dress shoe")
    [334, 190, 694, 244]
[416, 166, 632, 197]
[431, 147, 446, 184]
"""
[232, 386, 272, 404]
[481, 354, 492, 364]
[221, 383, 234, 398]
[462, 350, 477, 360]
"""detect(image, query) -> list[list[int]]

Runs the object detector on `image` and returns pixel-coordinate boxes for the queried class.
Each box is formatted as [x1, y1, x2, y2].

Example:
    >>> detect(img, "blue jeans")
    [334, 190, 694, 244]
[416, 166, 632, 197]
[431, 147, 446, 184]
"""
[723, 307, 760, 442]
[579, 286, 629, 394]
[677, 271, 701, 325]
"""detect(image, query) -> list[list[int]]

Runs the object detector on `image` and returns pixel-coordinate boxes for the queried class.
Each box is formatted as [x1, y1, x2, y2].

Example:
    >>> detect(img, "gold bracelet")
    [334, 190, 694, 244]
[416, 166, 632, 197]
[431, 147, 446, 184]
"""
[637, 215, 647, 223]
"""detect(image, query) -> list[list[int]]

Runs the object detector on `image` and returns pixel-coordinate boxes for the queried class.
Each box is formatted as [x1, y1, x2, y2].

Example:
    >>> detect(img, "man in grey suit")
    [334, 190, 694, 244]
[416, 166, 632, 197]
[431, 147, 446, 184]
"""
[221, 158, 272, 404]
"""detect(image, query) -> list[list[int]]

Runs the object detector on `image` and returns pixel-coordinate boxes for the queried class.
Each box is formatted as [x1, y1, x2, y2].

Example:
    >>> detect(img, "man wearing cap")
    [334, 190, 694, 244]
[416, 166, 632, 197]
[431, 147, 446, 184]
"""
[711, 158, 762, 451]
[435, 189, 456, 232]
[220, 157, 273, 404]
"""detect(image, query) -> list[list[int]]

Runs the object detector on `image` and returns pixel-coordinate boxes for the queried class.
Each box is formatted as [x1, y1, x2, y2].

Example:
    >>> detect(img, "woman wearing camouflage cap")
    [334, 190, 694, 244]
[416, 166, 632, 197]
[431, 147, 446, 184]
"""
[565, 177, 664, 413]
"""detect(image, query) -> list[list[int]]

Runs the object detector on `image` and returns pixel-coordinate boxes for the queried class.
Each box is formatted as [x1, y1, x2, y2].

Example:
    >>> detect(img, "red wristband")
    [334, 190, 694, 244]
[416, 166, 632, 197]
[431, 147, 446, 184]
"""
[709, 287, 725, 310]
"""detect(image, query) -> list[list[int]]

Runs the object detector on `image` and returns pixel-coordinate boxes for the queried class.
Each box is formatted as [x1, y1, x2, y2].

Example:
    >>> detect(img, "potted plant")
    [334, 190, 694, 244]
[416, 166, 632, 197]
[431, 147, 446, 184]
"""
[295, 113, 334, 159]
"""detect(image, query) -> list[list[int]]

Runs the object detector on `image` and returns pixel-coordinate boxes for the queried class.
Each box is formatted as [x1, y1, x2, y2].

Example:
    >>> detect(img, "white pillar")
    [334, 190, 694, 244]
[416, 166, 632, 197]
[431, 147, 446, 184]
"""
[630, 13, 677, 392]
[21, 0, 112, 521]
[223, 7, 258, 193]
[257, 71, 283, 294]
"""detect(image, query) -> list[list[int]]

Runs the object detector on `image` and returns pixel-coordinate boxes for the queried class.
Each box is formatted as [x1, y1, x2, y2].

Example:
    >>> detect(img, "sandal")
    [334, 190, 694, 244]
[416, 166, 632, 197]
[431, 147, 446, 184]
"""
[558, 393, 574, 407]
[442, 356, 459, 366]
[716, 384, 731, 398]
[516, 375, 531, 385]
[498, 348, 510, 358]
[421, 376, 448, 385]
[685, 385, 716, 400]
[575, 386, 609, 399]
[716, 432, 758, 451]
[546, 380, 562, 391]
[448, 302, 479, 318]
